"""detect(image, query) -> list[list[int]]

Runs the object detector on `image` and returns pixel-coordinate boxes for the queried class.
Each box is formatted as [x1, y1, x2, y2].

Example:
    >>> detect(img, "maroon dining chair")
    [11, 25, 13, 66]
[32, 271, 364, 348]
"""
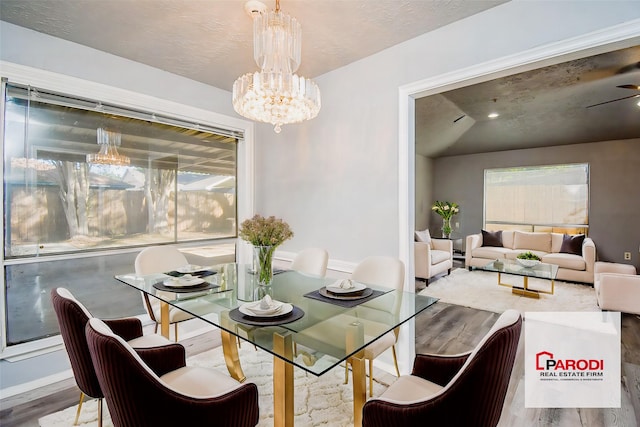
[51, 287, 178, 426]
[86, 317, 260, 427]
[362, 309, 522, 427]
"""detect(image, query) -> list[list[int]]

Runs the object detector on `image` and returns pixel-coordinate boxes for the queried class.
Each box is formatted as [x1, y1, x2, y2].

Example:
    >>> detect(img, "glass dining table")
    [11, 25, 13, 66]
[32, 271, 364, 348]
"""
[115, 264, 438, 427]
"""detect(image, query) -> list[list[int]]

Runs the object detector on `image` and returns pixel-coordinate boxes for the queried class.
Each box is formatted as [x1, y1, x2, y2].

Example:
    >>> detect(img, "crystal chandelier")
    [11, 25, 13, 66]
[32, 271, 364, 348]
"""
[86, 128, 130, 166]
[232, 0, 321, 133]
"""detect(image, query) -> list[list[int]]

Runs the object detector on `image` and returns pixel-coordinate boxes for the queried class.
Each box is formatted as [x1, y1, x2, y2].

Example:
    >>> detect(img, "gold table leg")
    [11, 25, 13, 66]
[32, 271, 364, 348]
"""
[160, 302, 170, 339]
[220, 312, 246, 382]
[498, 272, 555, 299]
[273, 332, 294, 427]
[346, 321, 366, 427]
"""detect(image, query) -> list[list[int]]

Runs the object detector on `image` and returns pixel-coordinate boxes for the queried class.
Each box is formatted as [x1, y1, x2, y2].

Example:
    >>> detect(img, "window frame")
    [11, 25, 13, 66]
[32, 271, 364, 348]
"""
[0, 62, 255, 359]
[483, 163, 590, 234]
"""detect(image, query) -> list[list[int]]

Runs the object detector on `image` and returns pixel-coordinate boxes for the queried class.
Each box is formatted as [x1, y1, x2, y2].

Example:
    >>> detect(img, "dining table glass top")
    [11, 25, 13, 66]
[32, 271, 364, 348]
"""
[115, 264, 438, 376]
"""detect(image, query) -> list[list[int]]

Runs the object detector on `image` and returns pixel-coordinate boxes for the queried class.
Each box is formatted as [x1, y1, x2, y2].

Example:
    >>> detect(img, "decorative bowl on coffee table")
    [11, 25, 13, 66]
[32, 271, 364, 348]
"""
[517, 258, 541, 268]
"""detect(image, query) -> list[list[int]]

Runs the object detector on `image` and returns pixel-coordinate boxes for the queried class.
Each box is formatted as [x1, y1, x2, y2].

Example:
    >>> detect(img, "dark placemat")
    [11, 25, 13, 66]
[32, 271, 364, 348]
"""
[319, 287, 373, 300]
[229, 306, 305, 326]
[165, 270, 217, 278]
[153, 281, 219, 293]
[304, 288, 387, 308]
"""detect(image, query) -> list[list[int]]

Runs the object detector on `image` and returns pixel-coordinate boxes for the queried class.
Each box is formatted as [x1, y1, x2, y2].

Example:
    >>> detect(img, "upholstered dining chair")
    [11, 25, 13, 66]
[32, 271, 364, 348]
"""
[345, 256, 405, 396]
[85, 317, 260, 427]
[291, 247, 329, 277]
[51, 287, 176, 427]
[362, 309, 522, 427]
[134, 245, 195, 341]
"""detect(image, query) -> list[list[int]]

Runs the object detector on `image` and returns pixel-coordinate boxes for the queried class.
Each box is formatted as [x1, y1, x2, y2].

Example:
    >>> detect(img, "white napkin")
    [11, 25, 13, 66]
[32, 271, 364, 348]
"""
[327, 279, 355, 290]
[177, 274, 201, 285]
[246, 295, 283, 315]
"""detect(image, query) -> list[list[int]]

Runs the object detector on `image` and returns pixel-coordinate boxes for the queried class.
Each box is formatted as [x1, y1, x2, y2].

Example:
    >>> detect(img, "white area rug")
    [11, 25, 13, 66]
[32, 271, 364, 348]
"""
[39, 344, 393, 427]
[420, 268, 599, 313]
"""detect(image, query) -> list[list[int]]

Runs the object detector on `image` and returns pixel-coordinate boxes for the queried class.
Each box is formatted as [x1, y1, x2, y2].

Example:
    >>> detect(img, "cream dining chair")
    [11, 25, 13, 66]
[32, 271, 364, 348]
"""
[345, 256, 405, 396]
[291, 247, 329, 277]
[134, 245, 195, 341]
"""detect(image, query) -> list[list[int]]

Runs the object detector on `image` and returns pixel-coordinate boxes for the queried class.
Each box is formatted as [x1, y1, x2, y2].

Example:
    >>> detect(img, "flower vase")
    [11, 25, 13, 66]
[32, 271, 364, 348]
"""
[442, 217, 452, 238]
[253, 245, 275, 287]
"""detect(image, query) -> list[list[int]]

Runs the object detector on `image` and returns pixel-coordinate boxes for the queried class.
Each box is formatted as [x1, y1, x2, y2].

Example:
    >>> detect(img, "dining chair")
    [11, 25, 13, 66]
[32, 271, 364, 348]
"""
[291, 247, 329, 277]
[85, 317, 260, 427]
[345, 256, 405, 396]
[134, 245, 195, 341]
[51, 287, 177, 427]
[362, 309, 522, 427]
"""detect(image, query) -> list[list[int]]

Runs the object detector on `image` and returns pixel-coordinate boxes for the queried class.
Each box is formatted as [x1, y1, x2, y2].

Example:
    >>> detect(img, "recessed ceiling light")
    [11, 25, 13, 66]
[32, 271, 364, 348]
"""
[637, 99, 640, 107]
[488, 112, 499, 119]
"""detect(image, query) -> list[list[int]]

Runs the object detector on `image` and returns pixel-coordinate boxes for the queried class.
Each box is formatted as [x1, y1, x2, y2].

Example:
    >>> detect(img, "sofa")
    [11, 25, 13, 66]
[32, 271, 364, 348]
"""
[415, 229, 453, 283]
[594, 261, 640, 314]
[465, 230, 596, 284]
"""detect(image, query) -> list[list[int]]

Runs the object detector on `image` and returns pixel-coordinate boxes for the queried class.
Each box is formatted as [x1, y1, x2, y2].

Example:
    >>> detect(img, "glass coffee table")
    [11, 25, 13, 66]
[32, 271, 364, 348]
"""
[479, 259, 558, 299]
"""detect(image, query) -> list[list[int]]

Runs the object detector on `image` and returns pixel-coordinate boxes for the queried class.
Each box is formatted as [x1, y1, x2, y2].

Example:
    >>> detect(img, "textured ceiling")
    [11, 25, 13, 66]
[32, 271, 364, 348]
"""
[0, 0, 506, 91]
[416, 45, 640, 157]
[1, 0, 638, 157]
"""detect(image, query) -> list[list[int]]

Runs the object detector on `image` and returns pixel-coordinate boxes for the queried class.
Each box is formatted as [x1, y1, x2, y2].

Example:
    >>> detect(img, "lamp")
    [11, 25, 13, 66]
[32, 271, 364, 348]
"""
[232, 0, 321, 133]
[86, 128, 130, 166]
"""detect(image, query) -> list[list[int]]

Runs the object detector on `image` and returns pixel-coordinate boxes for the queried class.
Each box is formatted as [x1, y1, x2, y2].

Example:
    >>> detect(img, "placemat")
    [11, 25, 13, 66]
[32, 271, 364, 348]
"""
[165, 270, 217, 278]
[303, 288, 387, 308]
[152, 281, 219, 293]
[229, 306, 305, 326]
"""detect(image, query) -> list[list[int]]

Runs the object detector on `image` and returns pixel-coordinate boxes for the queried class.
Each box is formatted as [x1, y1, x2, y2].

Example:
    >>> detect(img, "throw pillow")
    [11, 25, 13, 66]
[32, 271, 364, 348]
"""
[415, 229, 432, 245]
[560, 234, 585, 255]
[481, 229, 503, 247]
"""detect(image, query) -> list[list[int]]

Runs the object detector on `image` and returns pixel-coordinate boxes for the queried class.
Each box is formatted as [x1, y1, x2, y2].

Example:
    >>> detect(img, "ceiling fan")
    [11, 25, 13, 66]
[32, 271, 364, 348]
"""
[586, 84, 640, 108]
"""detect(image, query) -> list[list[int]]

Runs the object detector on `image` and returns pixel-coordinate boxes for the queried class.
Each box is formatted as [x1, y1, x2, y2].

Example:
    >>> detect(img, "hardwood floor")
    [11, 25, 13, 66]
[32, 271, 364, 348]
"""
[2, 304, 639, 426]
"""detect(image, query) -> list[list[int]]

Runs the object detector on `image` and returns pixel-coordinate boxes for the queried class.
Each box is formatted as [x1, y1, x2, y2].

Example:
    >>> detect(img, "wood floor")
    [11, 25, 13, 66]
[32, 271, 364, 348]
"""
[2, 303, 639, 427]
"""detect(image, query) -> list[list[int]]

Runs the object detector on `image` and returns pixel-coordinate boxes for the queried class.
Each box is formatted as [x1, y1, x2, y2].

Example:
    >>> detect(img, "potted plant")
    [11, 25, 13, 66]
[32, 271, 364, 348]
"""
[431, 200, 460, 238]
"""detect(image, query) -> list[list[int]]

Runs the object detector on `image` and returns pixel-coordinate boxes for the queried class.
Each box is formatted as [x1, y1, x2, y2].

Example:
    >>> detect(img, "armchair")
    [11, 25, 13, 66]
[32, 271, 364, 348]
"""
[86, 317, 260, 427]
[414, 237, 453, 284]
[594, 262, 640, 314]
[362, 309, 522, 427]
[51, 287, 176, 427]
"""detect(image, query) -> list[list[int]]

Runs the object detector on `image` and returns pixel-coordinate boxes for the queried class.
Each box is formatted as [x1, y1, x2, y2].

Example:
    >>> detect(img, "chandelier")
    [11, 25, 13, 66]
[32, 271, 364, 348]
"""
[86, 128, 130, 166]
[232, 0, 321, 133]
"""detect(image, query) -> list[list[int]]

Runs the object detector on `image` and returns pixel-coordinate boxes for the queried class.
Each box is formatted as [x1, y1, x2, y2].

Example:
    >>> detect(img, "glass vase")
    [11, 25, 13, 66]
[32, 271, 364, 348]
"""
[253, 245, 275, 287]
[442, 217, 452, 238]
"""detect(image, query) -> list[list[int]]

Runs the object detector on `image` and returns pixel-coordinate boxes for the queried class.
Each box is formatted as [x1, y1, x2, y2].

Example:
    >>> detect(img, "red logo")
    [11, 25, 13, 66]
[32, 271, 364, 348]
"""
[536, 351, 603, 371]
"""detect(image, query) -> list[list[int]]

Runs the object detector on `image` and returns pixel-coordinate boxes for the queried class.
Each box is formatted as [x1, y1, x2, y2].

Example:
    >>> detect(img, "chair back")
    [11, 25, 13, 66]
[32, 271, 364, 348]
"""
[134, 245, 189, 275]
[352, 256, 405, 315]
[86, 318, 259, 427]
[50, 287, 103, 399]
[291, 247, 329, 277]
[134, 246, 190, 322]
[351, 256, 405, 290]
[363, 309, 522, 427]
[428, 309, 522, 425]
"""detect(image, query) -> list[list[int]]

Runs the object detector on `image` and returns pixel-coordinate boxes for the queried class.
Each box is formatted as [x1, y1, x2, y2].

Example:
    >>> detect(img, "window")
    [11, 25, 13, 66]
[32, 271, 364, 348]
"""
[484, 164, 589, 234]
[2, 82, 241, 347]
[4, 83, 238, 258]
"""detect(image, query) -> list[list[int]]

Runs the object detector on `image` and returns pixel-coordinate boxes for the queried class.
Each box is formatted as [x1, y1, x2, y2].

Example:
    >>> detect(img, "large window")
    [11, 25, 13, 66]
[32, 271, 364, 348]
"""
[4, 84, 238, 258]
[484, 164, 589, 234]
[2, 82, 240, 347]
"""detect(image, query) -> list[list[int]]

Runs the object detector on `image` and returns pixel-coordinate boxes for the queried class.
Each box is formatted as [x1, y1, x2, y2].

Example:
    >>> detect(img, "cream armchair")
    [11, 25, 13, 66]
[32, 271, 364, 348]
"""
[415, 238, 453, 284]
[594, 262, 640, 315]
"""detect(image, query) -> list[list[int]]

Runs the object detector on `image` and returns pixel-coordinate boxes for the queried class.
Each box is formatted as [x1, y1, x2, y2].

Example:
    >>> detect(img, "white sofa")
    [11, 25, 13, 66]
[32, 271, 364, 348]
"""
[465, 230, 596, 284]
[594, 261, 640, 314]
[415, 231, 453, 284]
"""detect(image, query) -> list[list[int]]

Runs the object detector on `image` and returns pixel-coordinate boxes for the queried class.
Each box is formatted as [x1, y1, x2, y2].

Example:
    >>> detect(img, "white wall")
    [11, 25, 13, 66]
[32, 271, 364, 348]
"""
[0, 22, 236, 117]
[415, 155, 433, 231]
[254, 1, 640, 265]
